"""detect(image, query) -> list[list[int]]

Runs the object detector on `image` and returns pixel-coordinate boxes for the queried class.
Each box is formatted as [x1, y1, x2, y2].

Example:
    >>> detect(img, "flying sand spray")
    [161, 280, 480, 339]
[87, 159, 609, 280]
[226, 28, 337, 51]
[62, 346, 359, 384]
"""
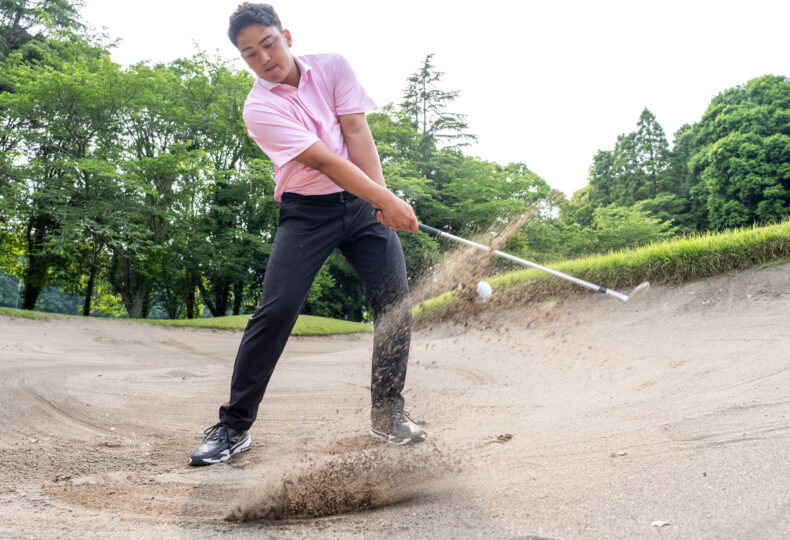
[419, 223, 650, 302]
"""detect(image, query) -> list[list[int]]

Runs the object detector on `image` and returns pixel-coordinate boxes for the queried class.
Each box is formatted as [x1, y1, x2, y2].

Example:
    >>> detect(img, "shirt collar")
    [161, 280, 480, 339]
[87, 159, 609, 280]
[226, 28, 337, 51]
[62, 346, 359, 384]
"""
[257, 55, 311, 90]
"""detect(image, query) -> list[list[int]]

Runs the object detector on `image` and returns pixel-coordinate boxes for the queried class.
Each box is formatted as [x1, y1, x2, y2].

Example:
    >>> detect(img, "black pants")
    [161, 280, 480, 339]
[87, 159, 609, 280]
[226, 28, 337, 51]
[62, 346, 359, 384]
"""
[219, 191, 411, 431]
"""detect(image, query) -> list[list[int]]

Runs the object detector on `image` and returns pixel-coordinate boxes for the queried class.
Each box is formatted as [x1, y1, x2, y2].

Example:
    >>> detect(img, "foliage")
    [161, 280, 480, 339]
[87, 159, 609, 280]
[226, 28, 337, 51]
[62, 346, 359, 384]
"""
[32, 284, 80, 314]
[509, 202, 675, 264]
[585, 108, 672, 208]
[302, 251, 370, 321]
[400, 54, 476, 160]
[591, 203, 676, 252]
[4, 4, 788, 325]
[572, 107, 691, 233]
[567, 76, 790, 240]
[0, 37, 135, 310]
[675, 75, 789, 230]
[0, 0, 84, 57]
[0, 269, 21, 307]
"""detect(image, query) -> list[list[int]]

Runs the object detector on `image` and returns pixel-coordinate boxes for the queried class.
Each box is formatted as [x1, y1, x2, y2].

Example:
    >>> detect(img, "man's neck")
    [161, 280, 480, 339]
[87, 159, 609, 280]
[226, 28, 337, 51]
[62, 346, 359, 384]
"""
[283, 57, 301, 87]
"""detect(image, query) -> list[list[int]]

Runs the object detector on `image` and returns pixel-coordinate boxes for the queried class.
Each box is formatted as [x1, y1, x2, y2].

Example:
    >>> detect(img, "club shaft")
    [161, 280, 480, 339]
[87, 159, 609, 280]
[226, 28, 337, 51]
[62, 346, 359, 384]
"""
[419, 223, 629, 302]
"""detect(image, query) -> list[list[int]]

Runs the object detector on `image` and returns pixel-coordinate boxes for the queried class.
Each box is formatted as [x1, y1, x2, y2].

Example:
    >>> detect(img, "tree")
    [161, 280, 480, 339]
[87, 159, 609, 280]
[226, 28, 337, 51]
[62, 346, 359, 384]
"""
[400, 54, 476, 163]
[683, 75, 790, 229]
[301, 252, 370, 321]
[511, 201, 675, 263]
[635, 108, 671, 198]
[192, 164, 277, 317]
[105, 60, 206, 319]
[169, 54, 278, 317]
[0, 0, 84, 58]
[578, 108, 687, 230]
[590, 203, 675, 252]
[438, 158, 551, 232]
[1, 39, 137, 310]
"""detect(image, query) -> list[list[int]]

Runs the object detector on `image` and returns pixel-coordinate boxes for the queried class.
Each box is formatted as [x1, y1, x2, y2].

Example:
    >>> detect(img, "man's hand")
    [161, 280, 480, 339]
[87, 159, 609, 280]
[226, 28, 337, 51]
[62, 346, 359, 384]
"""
[375, 194, 419, 234]
[294, 141, 418, 233]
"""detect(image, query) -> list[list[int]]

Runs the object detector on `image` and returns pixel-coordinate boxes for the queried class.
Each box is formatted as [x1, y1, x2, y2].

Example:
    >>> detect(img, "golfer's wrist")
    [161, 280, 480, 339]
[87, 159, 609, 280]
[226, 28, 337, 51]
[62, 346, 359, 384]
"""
[371, 189, 398, 212]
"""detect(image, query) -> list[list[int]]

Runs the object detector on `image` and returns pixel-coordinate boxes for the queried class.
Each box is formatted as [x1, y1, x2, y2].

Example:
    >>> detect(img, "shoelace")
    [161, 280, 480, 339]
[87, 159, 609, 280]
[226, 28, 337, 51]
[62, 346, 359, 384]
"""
[203, 423, 228, 442]
[393, 410, 413, 424]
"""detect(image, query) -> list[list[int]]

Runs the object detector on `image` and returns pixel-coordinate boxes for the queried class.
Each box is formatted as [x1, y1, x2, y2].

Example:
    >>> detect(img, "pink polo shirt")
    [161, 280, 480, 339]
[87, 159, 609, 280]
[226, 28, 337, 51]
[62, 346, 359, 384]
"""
[242, 54, 377, 201]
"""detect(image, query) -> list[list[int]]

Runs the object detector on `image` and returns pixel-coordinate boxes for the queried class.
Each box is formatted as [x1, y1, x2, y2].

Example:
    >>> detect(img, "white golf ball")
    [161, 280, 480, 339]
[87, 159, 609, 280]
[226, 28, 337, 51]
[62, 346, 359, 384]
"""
[476, 280, 493, 300]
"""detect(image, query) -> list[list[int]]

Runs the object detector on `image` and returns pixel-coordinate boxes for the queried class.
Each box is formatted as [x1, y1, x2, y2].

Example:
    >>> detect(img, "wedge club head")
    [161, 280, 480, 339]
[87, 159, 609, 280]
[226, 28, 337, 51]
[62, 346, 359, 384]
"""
[626, 282, 650, 301]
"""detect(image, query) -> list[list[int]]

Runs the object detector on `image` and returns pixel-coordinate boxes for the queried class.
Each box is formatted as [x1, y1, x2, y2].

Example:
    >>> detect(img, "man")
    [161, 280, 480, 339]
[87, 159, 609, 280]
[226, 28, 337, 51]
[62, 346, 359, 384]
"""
[189, 2, 425, 466]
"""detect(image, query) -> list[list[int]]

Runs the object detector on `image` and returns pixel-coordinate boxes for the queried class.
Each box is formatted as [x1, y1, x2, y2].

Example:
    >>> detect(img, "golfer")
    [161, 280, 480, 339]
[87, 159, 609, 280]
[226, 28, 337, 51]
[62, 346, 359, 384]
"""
[190, 2, 425, 466]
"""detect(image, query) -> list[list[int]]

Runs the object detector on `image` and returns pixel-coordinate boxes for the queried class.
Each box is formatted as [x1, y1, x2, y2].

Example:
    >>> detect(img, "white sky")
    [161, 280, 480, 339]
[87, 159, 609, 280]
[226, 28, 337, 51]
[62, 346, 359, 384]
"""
[82, 0, 789, 197]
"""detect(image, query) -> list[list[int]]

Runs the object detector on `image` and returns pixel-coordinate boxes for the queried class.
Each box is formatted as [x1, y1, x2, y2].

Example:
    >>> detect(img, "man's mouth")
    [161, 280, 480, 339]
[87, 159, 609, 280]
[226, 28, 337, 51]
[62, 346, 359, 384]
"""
[264, 64, 277, 73]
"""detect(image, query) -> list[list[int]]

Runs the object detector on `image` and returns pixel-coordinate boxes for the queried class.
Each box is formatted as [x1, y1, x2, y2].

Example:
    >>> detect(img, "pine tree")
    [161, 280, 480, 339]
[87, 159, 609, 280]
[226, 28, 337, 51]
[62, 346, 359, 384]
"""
[635, 108, 671, 198]
[399, 54, 476, 161]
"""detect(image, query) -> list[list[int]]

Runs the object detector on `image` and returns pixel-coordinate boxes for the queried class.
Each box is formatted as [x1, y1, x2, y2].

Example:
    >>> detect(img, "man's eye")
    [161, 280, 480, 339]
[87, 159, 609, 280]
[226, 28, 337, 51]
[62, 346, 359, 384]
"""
[265, 43, 273, 49]
[246, 53, 256, 58]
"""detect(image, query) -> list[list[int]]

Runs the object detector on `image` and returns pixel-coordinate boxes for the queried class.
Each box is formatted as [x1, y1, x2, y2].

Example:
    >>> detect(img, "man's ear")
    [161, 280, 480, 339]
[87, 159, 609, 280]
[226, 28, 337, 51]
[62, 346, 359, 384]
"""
[283, 29, 293, 47]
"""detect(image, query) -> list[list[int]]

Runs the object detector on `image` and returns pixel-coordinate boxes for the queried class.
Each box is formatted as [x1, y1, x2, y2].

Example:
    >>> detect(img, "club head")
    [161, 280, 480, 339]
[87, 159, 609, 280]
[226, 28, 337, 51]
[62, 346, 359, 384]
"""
[626, 282, 650, 302]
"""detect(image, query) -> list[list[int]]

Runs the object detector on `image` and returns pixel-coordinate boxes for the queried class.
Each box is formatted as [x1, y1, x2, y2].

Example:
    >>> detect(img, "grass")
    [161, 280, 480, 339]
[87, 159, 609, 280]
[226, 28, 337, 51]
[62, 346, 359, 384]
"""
[0, 306, 58, 320]
[414, 220, 790, 323]
[0, 307, 372, 336]
[143, 313, 372, 335]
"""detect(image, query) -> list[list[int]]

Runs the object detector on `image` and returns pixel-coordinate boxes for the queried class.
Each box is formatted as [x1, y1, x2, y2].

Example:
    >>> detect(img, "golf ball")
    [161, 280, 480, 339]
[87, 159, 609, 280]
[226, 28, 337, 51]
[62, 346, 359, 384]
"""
[476, 280, 493, 300]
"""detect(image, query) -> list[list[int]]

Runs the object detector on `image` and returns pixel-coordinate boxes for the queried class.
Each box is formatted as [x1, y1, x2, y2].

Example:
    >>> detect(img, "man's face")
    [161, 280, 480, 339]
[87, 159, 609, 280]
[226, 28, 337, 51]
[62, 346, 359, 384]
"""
[236, 24, 298, 86]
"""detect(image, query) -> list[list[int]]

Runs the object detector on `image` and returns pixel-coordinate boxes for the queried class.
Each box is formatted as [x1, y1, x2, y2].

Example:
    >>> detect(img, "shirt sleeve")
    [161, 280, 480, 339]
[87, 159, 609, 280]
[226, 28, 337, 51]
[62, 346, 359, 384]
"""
[331, 54, 377, 116]
[243, 103, 320, 168]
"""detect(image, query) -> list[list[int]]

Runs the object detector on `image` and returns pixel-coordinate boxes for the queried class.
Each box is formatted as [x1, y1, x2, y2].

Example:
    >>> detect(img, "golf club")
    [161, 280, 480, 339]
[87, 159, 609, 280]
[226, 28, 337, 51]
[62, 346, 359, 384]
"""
[418, 223, 650, 302]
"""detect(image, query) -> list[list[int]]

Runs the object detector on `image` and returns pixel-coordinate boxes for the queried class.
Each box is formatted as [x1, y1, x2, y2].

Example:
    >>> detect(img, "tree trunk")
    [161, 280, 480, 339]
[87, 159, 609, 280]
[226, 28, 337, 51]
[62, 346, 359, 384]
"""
[232, 280, 243, 315]
[186, 284, 196, 319]
[141, 284, 153, 319]
[216, 284, 229, 317]
[82, 266, 96, 316]
[21, 256, 47, 310]
[114, 256, 149, 319]
[22, 218, 52, 311]
[197, 279, 230, 317]
[124, 293, 144, 319]
[21, 282, 41, 311]
[196, 281, 216, 316]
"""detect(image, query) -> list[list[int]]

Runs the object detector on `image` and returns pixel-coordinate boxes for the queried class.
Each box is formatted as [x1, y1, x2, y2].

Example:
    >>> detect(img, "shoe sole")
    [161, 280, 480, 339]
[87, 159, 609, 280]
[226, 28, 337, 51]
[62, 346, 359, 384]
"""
[370, 427, 426, 445]
[189, 434, 251, 466]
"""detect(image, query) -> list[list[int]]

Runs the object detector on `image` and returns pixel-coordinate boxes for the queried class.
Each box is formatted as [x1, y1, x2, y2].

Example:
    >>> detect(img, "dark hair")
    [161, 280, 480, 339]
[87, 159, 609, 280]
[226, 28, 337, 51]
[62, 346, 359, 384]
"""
[228, 3, 283, 47]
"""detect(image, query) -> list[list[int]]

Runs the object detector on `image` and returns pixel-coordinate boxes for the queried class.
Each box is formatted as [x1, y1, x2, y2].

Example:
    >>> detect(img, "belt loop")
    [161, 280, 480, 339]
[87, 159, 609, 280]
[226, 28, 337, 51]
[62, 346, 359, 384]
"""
[339, 191, 347, 203]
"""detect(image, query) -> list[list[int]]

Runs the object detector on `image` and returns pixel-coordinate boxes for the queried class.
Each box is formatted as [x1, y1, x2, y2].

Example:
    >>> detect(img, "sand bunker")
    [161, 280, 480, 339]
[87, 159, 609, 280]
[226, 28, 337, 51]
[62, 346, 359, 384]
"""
[2, 262, 790, 538]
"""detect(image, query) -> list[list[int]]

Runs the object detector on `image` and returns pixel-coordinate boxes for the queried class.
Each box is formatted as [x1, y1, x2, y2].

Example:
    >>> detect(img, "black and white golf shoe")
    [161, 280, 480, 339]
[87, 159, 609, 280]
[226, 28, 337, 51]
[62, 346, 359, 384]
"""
[370, 409, 426, 445]
[189, 423, 251, 466]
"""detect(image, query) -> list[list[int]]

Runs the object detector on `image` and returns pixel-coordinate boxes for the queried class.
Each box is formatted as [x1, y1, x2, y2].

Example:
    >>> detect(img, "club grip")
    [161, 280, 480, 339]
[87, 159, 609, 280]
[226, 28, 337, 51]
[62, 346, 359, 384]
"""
[418, 223, 442, 238]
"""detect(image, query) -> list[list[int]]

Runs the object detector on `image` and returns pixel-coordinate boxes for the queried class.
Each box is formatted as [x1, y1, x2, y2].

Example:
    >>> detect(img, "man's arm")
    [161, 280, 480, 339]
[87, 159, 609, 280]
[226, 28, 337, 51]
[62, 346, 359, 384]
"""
[338, 113, 386, 188]
[293, 140, 418, 233]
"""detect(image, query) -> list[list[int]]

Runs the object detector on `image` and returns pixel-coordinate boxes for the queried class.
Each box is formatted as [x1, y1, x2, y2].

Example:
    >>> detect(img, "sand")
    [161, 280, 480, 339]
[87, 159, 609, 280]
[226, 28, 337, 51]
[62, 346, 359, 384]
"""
[2, 262, 790, 538]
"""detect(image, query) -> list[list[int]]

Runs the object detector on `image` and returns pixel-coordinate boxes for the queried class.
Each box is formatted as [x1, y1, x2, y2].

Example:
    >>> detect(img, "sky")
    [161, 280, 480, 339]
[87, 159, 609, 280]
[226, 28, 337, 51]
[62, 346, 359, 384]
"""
[81, 0, 789, 197]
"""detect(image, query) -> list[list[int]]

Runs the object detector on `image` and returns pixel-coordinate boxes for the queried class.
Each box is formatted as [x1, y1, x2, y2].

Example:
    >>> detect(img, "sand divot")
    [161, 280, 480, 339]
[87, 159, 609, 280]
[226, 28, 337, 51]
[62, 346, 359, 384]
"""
[225, 441, 460, 521]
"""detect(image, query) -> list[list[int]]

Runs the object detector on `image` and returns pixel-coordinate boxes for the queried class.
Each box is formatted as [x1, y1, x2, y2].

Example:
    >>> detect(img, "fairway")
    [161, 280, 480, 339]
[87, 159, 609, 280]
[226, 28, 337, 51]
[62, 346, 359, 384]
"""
[2, 263, 789, 538]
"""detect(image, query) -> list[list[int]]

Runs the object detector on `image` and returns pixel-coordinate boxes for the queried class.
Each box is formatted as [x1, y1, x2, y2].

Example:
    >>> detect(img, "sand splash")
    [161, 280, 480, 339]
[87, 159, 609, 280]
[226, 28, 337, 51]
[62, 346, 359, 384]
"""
[226, 443, 458, 521]
[410, 197, 563, 325]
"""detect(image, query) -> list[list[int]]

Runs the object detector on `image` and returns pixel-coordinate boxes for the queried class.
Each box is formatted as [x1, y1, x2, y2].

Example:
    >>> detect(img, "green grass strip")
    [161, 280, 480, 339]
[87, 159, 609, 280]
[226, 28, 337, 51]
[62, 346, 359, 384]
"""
[143, 314, 372, 335]
[0, 307, 57, 320]
[414, 220, 790, 323]
[0, 307, 372, 336]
